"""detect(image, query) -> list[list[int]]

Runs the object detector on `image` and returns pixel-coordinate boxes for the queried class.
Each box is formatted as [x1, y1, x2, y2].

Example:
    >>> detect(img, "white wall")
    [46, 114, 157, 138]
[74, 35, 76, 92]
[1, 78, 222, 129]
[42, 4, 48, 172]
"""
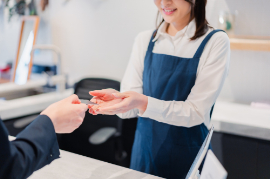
[49, 0, 157, 83]
[1, 0, 269, 103]
[206, 0, 270, 103]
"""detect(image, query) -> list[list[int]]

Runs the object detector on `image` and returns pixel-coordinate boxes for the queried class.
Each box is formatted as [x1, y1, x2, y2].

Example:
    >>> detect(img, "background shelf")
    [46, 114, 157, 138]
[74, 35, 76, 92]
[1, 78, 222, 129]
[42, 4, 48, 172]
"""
[229, 36, 270, 51]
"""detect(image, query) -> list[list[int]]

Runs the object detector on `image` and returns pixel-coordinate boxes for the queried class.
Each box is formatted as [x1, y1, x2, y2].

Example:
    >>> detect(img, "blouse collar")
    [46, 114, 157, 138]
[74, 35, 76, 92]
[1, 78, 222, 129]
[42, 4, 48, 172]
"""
[153, 19, 196, 42]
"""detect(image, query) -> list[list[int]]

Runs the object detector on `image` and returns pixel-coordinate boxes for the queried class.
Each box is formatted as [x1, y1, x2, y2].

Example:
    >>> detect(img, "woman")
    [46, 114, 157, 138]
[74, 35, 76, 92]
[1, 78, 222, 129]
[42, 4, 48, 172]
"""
[89, 0, 230, 178]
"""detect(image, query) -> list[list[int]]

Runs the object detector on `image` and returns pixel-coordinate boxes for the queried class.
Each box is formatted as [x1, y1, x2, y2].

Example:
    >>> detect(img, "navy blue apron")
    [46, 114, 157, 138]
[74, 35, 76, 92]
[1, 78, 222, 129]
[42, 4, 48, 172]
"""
[130, 30, 224, 179]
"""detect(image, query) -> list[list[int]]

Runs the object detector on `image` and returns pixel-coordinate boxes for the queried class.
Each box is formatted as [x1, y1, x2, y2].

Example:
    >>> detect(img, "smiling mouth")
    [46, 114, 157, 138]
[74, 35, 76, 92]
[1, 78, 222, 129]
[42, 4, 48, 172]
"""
[163, 8, 177, 15]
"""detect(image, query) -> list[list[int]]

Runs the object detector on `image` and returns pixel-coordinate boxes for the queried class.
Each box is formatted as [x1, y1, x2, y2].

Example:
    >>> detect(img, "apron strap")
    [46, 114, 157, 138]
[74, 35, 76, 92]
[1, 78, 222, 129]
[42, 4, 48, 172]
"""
[147, 31, 158, 53]
[193, 29, 226, 59]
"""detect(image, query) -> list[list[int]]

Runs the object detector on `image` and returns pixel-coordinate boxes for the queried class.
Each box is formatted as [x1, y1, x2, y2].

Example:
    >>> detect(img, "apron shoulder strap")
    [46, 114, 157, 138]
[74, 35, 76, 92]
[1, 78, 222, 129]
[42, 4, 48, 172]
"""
[147, 30, 157, 53]
[193, 29, 226, 59]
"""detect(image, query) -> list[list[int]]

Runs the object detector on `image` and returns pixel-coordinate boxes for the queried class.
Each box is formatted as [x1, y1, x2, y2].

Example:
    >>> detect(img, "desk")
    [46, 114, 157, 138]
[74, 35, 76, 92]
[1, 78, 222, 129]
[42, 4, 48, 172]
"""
[0, 89, 73, 120]
[0, 78, 10, 84]
[211, 100, 270, 178]
[29, 150, 162, 179]
[7, 137, 162, 179]
[211, 99, 270, 141]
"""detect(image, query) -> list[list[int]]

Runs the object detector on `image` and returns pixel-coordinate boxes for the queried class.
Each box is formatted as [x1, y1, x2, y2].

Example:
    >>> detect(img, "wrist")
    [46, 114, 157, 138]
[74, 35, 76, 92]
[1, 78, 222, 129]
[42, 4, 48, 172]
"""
[41, 111, 56, 129]
[40, 114, 57, 131]
[137, 94, 148, 114]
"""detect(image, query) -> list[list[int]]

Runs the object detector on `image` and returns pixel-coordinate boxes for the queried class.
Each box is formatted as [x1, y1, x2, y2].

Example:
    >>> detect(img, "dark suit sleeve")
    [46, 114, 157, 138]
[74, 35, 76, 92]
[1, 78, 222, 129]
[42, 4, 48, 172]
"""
[0, 115, 60, 179]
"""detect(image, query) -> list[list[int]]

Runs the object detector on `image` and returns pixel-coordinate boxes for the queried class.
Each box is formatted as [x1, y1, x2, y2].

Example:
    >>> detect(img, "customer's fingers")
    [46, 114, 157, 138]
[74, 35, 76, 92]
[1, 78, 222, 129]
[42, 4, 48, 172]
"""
[73, 104, 87, 119]
[66, 94, 80, 103]
[74, 103, 88, 113]
[79, 103, 88, 111]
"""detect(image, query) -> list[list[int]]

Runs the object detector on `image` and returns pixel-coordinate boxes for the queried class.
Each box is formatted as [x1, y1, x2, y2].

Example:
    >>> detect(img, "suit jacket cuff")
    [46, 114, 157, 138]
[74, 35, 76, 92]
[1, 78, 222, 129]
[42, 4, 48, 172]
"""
[16, 115, 60, 165]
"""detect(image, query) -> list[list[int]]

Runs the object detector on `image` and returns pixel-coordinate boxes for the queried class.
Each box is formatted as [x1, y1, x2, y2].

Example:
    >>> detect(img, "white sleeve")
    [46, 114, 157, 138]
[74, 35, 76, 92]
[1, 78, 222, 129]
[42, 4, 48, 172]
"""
[140, 32, 230, 127]
[117, 31, 153, 119]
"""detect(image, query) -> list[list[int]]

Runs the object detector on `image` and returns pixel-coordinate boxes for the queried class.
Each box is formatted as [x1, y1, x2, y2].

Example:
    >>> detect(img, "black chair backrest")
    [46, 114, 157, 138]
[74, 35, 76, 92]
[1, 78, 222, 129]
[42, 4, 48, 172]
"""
[74, 78, 122, 132]
[58, 78, 134, 167]
[74, 78, 120, 100]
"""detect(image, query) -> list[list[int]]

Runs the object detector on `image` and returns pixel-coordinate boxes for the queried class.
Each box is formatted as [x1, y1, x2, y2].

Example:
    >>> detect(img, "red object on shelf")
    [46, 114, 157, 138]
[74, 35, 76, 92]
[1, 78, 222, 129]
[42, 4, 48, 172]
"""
[0, 66, 11, 72]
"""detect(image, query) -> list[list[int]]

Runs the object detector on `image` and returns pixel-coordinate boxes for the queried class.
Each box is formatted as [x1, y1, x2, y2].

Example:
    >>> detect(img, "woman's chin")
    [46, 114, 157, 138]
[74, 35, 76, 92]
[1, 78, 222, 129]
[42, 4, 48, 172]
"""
[163, 18, 175, 24]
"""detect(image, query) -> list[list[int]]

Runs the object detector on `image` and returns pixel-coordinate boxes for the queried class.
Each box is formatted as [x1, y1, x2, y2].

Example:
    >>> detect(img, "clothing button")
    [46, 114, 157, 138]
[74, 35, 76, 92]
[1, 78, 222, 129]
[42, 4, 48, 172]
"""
[50, 154, 53, 157]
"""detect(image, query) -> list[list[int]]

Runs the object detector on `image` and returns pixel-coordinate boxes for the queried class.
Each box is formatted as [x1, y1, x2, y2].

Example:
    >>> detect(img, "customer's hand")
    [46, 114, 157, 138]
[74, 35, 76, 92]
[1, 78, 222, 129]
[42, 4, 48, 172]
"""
[90, 91, 148, 115]
[88, 89, 122, 115]
[41, 94, 88, 133]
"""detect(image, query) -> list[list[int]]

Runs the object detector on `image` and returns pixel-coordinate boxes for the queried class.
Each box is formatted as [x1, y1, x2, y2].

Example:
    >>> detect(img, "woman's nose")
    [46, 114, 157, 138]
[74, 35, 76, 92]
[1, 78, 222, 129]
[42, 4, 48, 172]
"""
[161, 0, 172, 5]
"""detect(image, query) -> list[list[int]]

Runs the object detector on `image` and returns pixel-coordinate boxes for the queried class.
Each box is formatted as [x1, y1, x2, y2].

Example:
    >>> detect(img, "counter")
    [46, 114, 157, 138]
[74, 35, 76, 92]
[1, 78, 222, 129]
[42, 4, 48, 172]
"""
[211, 99, 270, 141]
[8, 136, 162, 179]
[29, 150, 162, 179]
[211, 100, 270, 179]
[0, 89, 73, 120]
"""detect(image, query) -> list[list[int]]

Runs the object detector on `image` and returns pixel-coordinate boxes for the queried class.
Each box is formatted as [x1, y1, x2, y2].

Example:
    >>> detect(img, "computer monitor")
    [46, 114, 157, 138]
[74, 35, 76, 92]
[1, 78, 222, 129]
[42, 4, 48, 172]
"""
[185, 125, 214, 179]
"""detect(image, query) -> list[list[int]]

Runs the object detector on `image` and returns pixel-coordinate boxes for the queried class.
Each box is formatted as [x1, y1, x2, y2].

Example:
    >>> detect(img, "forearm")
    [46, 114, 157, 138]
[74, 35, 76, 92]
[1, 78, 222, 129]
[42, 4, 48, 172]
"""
[0, 115, 60, 179]
[140, 97, 206, 127]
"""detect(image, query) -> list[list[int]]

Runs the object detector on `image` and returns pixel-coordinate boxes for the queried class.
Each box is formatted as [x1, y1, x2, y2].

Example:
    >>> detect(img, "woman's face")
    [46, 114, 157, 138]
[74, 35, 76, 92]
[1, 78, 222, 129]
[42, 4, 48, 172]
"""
[154, 0, 191, 24]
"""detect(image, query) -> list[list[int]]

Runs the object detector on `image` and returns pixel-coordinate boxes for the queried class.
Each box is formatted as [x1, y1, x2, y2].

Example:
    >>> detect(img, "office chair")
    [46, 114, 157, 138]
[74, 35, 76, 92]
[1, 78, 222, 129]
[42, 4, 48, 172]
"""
[58, 78, 128, 167]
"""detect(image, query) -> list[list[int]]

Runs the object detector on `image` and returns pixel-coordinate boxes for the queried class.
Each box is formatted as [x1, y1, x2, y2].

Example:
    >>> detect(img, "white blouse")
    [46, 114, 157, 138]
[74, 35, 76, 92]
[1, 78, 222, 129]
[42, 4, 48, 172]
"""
[117, 19, 230, 128]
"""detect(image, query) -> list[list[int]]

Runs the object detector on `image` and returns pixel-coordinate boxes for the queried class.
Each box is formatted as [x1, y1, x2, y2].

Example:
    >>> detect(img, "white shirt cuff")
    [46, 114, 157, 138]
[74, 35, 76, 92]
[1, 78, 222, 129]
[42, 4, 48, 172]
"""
[117, 109, 139, 119]
[139, 97, 164, 120]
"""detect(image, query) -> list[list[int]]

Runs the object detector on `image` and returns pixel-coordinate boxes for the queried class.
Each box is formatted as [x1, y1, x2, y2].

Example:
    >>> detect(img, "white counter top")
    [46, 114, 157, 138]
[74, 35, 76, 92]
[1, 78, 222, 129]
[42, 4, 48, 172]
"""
[7, 136, 162, 179]
[27, 150, 162, 179]
[0, 89, 74, 120]
[211, 100, 270, 140]
[0, 74, 65, 94]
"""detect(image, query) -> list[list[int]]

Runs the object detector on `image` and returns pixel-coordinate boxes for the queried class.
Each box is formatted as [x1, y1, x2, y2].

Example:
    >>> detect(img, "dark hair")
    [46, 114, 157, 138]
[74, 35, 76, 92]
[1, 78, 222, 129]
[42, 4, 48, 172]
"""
[154, 0, 209, 40]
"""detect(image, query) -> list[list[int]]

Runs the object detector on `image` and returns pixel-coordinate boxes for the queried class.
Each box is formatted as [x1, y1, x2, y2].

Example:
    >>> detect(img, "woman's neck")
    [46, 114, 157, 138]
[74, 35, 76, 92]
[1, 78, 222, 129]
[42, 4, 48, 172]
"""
[166, 16, 191, 36]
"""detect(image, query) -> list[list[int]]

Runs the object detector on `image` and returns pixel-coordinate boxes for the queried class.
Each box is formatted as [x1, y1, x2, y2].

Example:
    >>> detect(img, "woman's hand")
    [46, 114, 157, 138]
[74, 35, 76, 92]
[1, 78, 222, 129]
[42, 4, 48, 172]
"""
[94, 91, 148, 115]
[90, 89, 119, 101]
[88, 89, 122, 115]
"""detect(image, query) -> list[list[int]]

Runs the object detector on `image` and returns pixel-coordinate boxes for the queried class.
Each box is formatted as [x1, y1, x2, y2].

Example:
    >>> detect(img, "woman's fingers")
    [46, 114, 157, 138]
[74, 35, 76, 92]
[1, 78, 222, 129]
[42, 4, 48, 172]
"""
[95, 108, 126, 115]
[88, 91, 126, 115]
[112, 93, 129, 99]
[96, 111, 115, 115]
[89, 90, 106, 97]
[89, 89, 115, 97]
[97, 101, 128, 113]
[88, 105, 99, 115]
[88, 105, 94, 113]
[90, 97, 104, 104]
[90, 89, 119, 101]
[90, 91, 110, 101]
[106, 109, 124, 114]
